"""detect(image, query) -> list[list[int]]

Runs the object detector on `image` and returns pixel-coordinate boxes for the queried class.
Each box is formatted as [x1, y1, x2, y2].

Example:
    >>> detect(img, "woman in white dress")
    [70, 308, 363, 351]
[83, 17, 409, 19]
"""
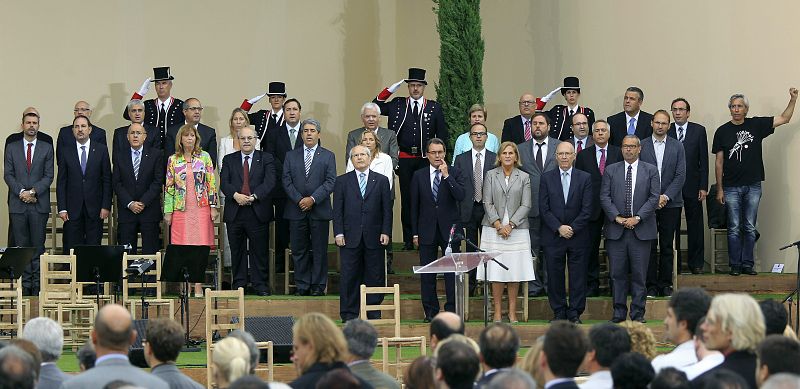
[218, 108, 256, 267]
[478, 141, 534, 323]
[346, 129, 394, 188]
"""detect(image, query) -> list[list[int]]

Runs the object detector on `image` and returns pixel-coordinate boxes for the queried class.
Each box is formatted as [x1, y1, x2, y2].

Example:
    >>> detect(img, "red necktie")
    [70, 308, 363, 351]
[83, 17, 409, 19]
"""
[26, 143, 32, 172]
[576, 140, 583, 153]
[242, 156, 251, 195]
[524, 120, 532, 141]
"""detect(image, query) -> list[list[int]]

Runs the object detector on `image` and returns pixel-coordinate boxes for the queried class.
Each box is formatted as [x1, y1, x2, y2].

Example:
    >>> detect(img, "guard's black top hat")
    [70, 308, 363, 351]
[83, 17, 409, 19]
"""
[561, 76, 580, 93]
[151, 67, 174, 82]
[405, 68, 428, 85]
[267, 82, 287, 96]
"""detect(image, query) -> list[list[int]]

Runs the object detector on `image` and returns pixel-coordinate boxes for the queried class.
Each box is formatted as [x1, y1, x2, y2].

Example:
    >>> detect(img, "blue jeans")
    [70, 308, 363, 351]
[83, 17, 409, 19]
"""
[723, 183, 762, 269]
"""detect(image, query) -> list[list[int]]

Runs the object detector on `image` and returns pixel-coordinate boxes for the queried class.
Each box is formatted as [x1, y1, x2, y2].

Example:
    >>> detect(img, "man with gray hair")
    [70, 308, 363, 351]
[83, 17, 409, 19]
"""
[21, 317, 67, 389]
[712, 88, 797, 276]
[486, 369, 536, 389]
[346, 102, 399, 170]
[761, 373, 800, 389]
[112, 99, 162, 156]
[0, 345, 37, 389]
[283, 117, 336, 296]
[343, 319, 400, 389]
[165, 98, 218, 167]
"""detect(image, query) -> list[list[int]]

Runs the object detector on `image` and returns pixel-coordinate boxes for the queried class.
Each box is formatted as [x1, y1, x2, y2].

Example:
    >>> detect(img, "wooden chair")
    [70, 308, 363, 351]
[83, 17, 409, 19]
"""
[121, 252, 174, 320]
[284, 248, 295, 295]
[204, 287, 274, 386]
[39, 252, 97, 350]
[0, 274, 29, 339]
[360, 284, 426, 382]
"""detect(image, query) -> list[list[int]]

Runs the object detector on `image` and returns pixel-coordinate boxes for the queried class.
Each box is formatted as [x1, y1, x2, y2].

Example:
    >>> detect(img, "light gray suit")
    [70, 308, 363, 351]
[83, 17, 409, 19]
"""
[349, 360, 400, 389]
[37, 363, 69, 389]
[600, 159, 660, 320]
[60, 356, 169, 389]
[150, 363, 203, 389]
[3, 138, 54, 293]
[345, 127, 399, 169]
[518, 137, 560, 294]
[481, 167, 531, 229]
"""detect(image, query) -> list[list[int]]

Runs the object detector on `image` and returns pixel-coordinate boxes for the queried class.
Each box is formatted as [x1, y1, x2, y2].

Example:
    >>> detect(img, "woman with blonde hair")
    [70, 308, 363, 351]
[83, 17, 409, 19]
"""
[518, 336, 545, 388]
[619, 320, 658, 360]
[210, 337, 251, 389]
[346, 129, 394, 188]
[164, 124, 217, 296]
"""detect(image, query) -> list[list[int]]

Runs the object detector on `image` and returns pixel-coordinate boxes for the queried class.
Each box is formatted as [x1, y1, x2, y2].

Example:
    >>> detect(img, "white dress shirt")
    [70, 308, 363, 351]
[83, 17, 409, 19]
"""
[286, 123, 301, 148]
[24, 138, 37, 161]
[651, 340, 698, 373]
[652, 136, 666, 176]
[625, 111, 641, 129]
[271, 108, 284, 123]
[679, 352, 724, 380]
[578, 370, 613, 389]
[157, 97, 173, 113]
[429, 164, 443, 188]
[303, 144, 318, 165]
[675, 122, 688, 141]
[76, 138, 91, 160]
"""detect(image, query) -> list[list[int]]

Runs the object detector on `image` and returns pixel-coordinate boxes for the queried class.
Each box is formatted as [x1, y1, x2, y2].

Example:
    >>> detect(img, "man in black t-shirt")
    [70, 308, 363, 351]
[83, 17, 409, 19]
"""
[712, 88, 798, 276]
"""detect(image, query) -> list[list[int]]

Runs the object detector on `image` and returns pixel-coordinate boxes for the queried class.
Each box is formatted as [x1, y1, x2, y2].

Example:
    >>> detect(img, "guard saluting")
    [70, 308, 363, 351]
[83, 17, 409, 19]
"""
[373, 67, 447, 250]
[544, 77, 596, 141]
[124, 66, 185, 149]
[240, 81, 288, 145]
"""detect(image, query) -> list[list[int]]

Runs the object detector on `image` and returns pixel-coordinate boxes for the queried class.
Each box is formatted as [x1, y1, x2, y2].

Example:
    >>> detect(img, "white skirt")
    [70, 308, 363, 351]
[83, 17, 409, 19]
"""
[477, 225, 536, 282]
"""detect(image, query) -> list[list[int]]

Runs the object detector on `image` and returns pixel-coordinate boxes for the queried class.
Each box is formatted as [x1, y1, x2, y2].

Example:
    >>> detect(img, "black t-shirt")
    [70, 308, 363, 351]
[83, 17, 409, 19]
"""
[712, 116, 774, 187]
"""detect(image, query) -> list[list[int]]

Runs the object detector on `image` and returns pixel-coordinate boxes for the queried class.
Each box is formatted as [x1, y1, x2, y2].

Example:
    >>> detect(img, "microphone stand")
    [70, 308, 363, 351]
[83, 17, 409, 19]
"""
[779, 240, 800, 331]
[458, 234, 508, 328]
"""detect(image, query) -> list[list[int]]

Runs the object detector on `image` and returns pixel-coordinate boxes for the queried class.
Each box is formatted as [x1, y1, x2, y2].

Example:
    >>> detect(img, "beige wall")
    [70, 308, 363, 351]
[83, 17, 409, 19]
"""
[2, 0, 799, 270]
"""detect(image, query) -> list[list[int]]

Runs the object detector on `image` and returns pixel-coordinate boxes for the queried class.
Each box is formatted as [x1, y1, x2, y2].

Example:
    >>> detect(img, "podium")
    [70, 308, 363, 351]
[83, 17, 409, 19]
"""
[413, 251, 501, 320]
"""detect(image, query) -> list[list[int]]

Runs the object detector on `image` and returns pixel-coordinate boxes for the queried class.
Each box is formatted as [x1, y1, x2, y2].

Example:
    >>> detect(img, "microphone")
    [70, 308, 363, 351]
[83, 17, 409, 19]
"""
[780, 240, 800, 250]
[445, 224, 456, 256]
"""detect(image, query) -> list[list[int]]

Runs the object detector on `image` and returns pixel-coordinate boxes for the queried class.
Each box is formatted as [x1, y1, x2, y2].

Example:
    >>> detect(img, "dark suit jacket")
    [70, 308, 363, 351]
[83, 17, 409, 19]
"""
[518, 137, 561, 218]
[600, 160, 660, 241]
[56, 140, 112, 217]
[574, 144, 623, 221]
[640, 136, 686, 208]
[165, 123, 218, 167]
[247, 109, 285, 141]
[333, 170, 393, 249]
[5, 130, 53, 147]
[112, 124, 162, 157]
[539, 168, 593, 247]
[289, 361, 374, 389]
[668, 122, 709, 197]
[150, 363, 203, 389]
[691, 350, 757, 389]
[410, 165, 466, 245]
[454, 149, 496, 222]
[220, 150, 276, 223]
[546, 380, 580, 389]
[123, 97, 185, 130]
[547, 104, 597, 141]
[501, 114, 530, 144]
[282, 145, 336, 221]
[4, 138, 54, 214]
[265, 124, 304, 198]
[607, 111, 654, 146]
[345, 126, 399, 169]
[56, 124, 107, 166]
[112, 146, 164, 223]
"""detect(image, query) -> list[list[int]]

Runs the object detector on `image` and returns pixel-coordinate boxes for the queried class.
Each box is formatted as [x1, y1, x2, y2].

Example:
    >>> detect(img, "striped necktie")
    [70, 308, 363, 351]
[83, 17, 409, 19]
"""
[304, 148, 313, 176]
[359, 172, 366, 197]
[133, 150, 141, 180]
[432, 170, 441, 202]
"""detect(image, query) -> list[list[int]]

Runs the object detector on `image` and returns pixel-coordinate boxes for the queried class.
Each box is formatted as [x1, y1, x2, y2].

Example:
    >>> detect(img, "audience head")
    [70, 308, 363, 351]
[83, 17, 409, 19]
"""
[485, 368, 536, 389]
[316, 368, 362, 389]
[760, 300, 789, 336]
[143, 318, 184, 367]
[360, 102, 381, 130]
[702, 293, 765, 353]
[342, 319, 379, 361]
[519, 336, 546, 388]
[92, 304, 136, 354]
[623, 86, 644, 114]
[571, 113, 590, 138]
[228, 375, 270, 389]
[227, 330, 259, 374]
[468, 104, 487, 125]
[756, 335, 800, 386]
[478, 323, 519, 370]
[701, 369, 749, 389]
[0, 345, 37, 389]
[620, 320, 657, 360]
[430, 312, 464, 350]
[292, 312, 347, 373]
[666, 288, 711, 344]
[611, 352, 654, 389]
[650, 367, 690, 389]
[404, 356, 435, 389]
[584, 323, 631, 372]
[211, 337, 251, 388]
[7, 339, 41, 382]
[77, 342, 96, 371]
[592, 119, 611, 147]
[541, 321, 588, 380]
[21, 317, 63, 363]
[761, 373, 800, 389]
[435, 339, 480, 389]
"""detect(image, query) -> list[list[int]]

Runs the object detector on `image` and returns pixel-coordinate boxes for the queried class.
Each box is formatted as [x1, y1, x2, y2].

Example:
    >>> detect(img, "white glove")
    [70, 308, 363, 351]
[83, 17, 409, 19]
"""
[388, 79, 405, 93]
[137, 77, 152, 96]
[541, 86, 562, 102]
[247, 92, 267, 105]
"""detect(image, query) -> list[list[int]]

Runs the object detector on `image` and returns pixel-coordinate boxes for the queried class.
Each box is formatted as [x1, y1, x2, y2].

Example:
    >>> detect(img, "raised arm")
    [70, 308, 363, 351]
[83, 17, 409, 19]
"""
[773, 87, 798, 128]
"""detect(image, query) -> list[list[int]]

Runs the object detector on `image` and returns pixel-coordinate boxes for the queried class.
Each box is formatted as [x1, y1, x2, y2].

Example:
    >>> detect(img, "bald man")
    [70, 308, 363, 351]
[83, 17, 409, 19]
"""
[430, 312, 465, 350]
[56, 101, 107, 165]
[60, 305, 168, 389]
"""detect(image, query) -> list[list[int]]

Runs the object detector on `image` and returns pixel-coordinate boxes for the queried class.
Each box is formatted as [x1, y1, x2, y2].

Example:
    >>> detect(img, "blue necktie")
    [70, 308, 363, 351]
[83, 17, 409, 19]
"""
[359, 172, 366, 197]
[80, 146, 87, 175]
[627, 118, 636, 135]
[562, 171, 570, 203]
[432, 170, 441, 202]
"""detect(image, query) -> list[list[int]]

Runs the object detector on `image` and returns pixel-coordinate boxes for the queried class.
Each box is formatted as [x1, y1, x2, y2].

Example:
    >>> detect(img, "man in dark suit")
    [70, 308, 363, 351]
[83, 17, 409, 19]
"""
[518, 113, 561, 296]
[240, 81, 287, 141]
[410, 138, 465, 321]
[123, 66, 185, 148]
[607, 86, 653, 146]
[540, 321, 588, 389]
[540, 142, 593, 323]
[568, 113, 594, 153]
[641, 110, 686, 298]
[575, 120, 623, 297]
[165, 98, 217, 166]
[600, 135, 660, 322]
[56, 115, 112, 254]
[220, 126, 276, 296]
[345, 102, 400, 169]
[283, 118, 336, 296]
[668, 98, 709, 274]
[545, 77, 597, 141]
[56, 101, 107, 166]
[112, 123, 164, 255]
[4, 112, 54, 295]
[501, 93, 538, 145]
[454, 123, 496, 296]
[333, 145, 392, 321]
[264, 98, 305, 273]
[374, 68, 447, 250]
[476, 323, 519, 388]
[112, 100, 162, 157]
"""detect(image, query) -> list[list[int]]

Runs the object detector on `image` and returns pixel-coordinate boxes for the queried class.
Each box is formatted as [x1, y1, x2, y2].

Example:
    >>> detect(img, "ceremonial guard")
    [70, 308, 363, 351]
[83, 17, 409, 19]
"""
[545, 77, 596, 141]
[240, 81, 287, 143]
[124, 67, 185, 148]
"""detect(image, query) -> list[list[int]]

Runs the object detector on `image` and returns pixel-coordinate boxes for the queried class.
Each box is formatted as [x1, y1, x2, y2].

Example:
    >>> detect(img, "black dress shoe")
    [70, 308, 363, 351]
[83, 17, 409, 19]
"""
[646, 288, 660, 298]
[691, 267, 703, 275]
[257, 290, 271, 297]
[295, 289, 309, 296]
[742, 267, 757, 275]
[729, 267, 741, 276]
[549, 316, 568, 323]
[570, 318, 583, 324]
[529, 290, 545, 298]
[423, 317, 432, 323]
[311, 289, 325, 296]
[633, 317, 647, 323]
[610, 317, 625, 323]
[662, 286, 673, 297]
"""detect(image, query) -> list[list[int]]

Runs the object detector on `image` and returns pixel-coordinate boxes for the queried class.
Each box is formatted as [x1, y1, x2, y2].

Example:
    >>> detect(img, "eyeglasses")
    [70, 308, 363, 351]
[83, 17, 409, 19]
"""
[670, 107, 688, 112]
[74, 108, 91, 113]
[185, 107, 203, 112]
[621, 144, 639, 149]
[470, 132, 487, 137]
[519, 100, 536, 106]
[427, 150, 445, 156]
[238, 136, 255, 141]
[573, 122, 588, 127]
